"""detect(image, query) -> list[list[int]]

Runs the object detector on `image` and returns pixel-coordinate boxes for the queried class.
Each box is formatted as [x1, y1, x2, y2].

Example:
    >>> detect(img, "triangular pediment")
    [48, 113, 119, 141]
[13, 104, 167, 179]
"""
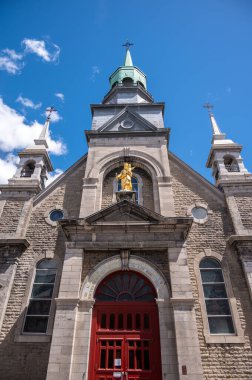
[98, 107, 157, 133]
[85, 200, 165, 224]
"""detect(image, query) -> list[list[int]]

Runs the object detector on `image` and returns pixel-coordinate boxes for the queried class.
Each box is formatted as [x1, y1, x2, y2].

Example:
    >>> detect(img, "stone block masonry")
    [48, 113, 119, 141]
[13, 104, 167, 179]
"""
[0, 200, 25, 233]
[170, 159, 252, 379]
[0, 161, 86, 380]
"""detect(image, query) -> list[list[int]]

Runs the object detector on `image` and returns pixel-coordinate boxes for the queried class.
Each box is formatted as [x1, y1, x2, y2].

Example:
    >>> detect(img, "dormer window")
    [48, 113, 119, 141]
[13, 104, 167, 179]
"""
[20, 162, 35, 178]
[224, 156, 239, 172]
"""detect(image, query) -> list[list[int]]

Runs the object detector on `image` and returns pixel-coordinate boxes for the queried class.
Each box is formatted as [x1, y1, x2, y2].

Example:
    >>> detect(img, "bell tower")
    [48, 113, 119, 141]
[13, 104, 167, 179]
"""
[205, 103, 252, 188]
[79, 43, 175, 217]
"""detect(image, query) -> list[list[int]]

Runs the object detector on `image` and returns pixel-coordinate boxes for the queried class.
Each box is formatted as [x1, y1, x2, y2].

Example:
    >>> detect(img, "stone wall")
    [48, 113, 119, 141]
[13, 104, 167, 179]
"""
[0, 200, 25, 233]
[0, 160, 86, 380]
[235, 194, 252, 230]
[170, 158, 252, 379]
[101, 167, 154, 210]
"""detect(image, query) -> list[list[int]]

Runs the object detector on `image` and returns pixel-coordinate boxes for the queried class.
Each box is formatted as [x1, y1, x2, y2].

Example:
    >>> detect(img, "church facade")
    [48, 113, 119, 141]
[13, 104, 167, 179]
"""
[0, 48, 252, 380]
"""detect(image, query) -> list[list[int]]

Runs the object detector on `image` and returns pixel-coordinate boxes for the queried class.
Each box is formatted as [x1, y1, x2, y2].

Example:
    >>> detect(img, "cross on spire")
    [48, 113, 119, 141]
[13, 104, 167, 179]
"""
[203, 102, 214, 115]
[46, 106, 57, 121]
[122, 41, 134, 50]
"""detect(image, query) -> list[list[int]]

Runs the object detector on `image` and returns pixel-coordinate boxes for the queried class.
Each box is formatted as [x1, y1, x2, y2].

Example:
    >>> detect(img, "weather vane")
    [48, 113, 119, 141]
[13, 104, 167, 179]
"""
[46, 106, 57, 121]
[122, 41, 134, 50]
[203, 102, 214, 115]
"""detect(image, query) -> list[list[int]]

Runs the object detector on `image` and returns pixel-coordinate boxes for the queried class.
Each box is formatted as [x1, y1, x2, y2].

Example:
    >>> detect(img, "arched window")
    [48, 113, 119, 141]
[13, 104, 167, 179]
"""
[118, 176, 139, 203]
[122, 77, 133, 86]
[95, 271, 157, 302]
[200, 258, 234, 334]
[21, 162, 35, 178]
[137, 81, 145, 88]
[23, 259, 57, 334]
[224, 156, 239, 172]
[112, 81, 118, 88]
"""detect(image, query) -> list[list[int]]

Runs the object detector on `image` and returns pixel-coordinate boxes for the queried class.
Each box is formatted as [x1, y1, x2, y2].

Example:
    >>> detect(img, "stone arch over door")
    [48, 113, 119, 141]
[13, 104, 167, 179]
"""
[81, 255, 170, 301]
[80, 255, 178, 380]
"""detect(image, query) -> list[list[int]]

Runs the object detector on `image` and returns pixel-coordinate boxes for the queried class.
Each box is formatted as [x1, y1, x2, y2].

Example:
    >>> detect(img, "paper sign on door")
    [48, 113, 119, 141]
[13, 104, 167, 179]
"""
[113, 372, 122, 378]
[114, 358, 121, 366]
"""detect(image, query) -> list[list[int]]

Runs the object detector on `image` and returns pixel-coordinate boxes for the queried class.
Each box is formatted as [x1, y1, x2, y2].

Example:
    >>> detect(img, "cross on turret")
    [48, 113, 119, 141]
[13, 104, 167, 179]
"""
[46, 106, 57, 121]
[203, 102, 214, 115]
[122, 41, 134, 50]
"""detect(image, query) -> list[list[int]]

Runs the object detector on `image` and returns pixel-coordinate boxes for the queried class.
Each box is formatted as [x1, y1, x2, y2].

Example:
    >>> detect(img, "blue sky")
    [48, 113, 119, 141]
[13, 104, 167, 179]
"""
[0, 0, 252, 184]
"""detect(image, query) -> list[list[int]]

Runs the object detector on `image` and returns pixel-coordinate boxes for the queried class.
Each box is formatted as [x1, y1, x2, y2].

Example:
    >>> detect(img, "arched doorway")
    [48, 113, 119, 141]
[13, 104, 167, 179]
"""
[88, 271, 162, 380]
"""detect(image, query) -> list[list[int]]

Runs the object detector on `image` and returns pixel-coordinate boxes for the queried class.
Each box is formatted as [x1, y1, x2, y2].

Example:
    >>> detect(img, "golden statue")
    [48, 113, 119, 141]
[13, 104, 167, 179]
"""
[116, 163, 135, 191]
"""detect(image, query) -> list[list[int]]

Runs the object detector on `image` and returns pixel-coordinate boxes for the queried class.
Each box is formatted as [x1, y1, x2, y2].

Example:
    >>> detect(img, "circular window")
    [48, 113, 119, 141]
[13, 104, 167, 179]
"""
[49, 209, 64, 222]
[121, 119, 134, 129]
[191, 207, 208, 220]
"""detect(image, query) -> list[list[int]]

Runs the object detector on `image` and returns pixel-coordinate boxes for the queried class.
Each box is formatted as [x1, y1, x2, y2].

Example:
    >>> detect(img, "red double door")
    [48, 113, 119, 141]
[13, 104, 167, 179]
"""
[88, 302, 162, 380]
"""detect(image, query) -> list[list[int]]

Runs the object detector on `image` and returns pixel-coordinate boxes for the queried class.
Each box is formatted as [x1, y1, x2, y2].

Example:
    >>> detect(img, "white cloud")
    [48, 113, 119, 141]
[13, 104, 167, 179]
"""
[16, 95, 42, 109]
[0, 154, 19, 184]
[46, 168, 63, 186]
[0, 48, 24, 74]
[55, 93, 64, 102]
[0, 98, 66, 155]
[22, 38, 60, 63]
[3, 49, 22, 61]
[0, 38, 60, 75]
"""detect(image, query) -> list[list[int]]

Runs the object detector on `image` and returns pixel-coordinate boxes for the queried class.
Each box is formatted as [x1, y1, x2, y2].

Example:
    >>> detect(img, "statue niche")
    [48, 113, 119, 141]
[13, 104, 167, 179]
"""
[116, 163, 136, 202]
[116, 163, 135, 191]
[101, 166, 154, 210]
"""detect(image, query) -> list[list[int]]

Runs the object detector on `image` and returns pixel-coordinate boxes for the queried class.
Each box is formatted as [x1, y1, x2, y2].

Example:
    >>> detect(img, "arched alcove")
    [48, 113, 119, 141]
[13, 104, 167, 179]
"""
[122, 77, 134, 86]
[101, 166, 153, 210]
[223, 155, 240, 172]
[20, 161, 35, 178]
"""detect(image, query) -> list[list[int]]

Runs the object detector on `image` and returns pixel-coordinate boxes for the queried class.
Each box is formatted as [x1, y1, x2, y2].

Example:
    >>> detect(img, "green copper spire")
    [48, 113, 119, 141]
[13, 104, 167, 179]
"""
[109, 42, 147, 89]
[124, 48, 133, 66]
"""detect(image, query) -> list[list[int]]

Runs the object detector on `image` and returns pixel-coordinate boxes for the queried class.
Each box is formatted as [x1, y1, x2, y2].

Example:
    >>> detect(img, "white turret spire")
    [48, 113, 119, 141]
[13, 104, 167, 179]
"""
[34, 106, 57, 148]
[203, 103, 226, 141]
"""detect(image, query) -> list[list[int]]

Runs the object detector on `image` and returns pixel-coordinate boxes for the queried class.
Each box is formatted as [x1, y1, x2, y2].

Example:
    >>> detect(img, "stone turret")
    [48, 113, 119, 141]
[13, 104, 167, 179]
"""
[0, 108, 54, 197]
[205, 105, 252, 188]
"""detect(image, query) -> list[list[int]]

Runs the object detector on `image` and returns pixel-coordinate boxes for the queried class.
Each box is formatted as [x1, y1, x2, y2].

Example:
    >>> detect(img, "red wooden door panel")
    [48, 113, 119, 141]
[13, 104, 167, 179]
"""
[88, 302, 162, 380]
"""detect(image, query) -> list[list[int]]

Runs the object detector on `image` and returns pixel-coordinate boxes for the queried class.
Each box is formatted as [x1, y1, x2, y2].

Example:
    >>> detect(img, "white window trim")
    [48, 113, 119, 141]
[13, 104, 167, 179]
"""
[194, 250, 245, 344]
[14, 252, 62, 343]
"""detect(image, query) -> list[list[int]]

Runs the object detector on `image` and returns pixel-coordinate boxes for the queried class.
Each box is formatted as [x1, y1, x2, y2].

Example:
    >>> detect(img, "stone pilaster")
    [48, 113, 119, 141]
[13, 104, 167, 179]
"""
[46, 248, 83, 380]
[70, 300, 94, 380]
[157, 176, 175, 217]
[168, 247, 203, 380]
[156, 300, 179, 380]
[225, 194, 245, 235]
[79, 178, 98, 217]
[231, 238, 252, 301]
[16, 198, 33, 237]
[0, 246, 21, 334]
